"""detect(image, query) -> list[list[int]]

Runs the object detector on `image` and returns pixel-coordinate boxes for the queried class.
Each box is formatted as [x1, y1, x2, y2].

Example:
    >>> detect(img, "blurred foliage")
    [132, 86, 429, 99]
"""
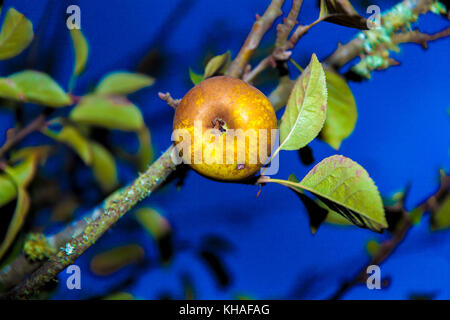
[0, 7, 155, 270]
[0, 70, 72, 106]
[321, 69, 357, 150]
[90, 244, 145, 276]
[0, 7, 33, 60]
[69, 29, 88, 77]
[0, 1, 448, 300]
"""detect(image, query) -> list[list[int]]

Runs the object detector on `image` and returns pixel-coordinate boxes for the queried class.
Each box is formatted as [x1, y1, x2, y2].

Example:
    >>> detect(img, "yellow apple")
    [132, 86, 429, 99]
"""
[173, 76, 277, 181]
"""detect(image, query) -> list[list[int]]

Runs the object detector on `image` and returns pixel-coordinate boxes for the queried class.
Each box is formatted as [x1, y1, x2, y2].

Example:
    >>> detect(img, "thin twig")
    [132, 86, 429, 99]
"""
[3, 145, 178, 299]
[275, 0, 304, 47]
[325, 0, 443, 69]
[0, 1, 286, 296]
[243, 56, 275, 82]
[158, 92, 180, 109]
[0, 115, 46, 159]
[392, 27, 450, 48]
[245, 14, 329, 83]
[226, 0, 285, 78]
[282, 14, 330, 52]
[330, 174, 449, 300]
[245, 0, 306, 83]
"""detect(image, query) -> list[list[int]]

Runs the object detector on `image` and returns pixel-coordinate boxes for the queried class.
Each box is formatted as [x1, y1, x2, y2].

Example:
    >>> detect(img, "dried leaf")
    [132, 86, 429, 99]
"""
[203, 51, 230, 79]
[319, 0, 368, 30]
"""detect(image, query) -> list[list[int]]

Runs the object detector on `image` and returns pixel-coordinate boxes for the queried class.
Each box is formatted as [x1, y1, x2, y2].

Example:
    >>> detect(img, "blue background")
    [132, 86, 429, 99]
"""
[0, 0, 449, 299]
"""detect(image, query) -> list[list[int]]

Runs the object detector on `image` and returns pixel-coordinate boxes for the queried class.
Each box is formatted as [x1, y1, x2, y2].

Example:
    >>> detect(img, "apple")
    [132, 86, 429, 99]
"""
[173, 76, 277, 181]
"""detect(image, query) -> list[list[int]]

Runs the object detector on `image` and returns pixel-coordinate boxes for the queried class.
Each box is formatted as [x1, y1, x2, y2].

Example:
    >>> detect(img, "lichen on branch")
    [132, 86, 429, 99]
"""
[3, 145, 178, 299]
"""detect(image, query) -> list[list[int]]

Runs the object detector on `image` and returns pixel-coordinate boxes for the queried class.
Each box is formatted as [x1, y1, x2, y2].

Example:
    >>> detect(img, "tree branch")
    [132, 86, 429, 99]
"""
[392, 27, 450, 48]
[275, 0, 304, 47]
[325, 0, 440, 70]
[330, 174, 449, 300]
[245, 13, 329, 83]
[0, 115, 47, 159]
[2, 145, 178, 299]
[158, 92, 180, 109]
[0, 1, 288, 298]
[226, 0, 285, 78]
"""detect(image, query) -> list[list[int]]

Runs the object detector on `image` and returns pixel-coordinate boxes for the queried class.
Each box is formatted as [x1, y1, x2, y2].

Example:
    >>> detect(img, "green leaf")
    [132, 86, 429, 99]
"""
[43, 125, 92, 164]
[0, 174, 16, 207]
[0, 167, 31, 261]
[203, 51, 230, 79]
[103, 292, 135, 300]
[0, 78, 22, 100]
[70, 95, 144, 131]
[6, 71, 71, 107]
[410, 207, 424, 225]
[136, 127, 153, 171]
[189, 68, 203, 85]
[298, 190, 329, 234]
[321, 69, 357, 149]
[0, 232, 25, 270]
[319, 0, 368, 30]
[366, 239, 380, 257]
[9, 145, 49, 165]
[7, 153, 39, 187]
[90, 244, 144, 276]
[302, 155, 387, 232]
[134, 207, 171, 240]
[265, 155, 387, 232]
[325, 210, 353, 225]
[95, 72, 154, 95]
[90, 141, 118, 193]
[287, 173, 330, 233]
[279, 54, 327, 150]
[70, 29, 89, 76]
[0, 8, 34, 60]
[431, 195, 450, 231]
[0, 149, 43, 208]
